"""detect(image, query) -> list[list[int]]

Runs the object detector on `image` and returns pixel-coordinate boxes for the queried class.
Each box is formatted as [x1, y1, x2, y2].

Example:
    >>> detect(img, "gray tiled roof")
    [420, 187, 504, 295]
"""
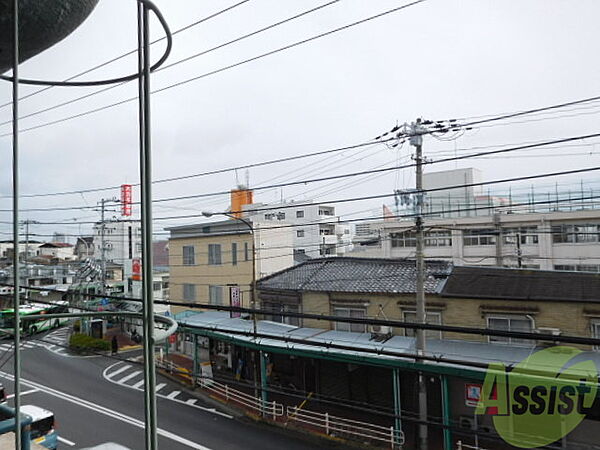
[442, 266, 600, 302]
[257, 257, 451, 294]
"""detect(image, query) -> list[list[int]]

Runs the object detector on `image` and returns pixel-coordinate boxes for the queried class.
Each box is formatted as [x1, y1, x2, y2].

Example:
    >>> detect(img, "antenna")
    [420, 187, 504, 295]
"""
[245, 169, 250, 189]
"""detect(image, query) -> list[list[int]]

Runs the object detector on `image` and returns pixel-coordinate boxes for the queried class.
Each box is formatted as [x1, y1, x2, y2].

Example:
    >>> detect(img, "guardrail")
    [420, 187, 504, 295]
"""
[456, 442, 488, 450]
[197, 378, 283, 418]
[286, 405, 404, 448]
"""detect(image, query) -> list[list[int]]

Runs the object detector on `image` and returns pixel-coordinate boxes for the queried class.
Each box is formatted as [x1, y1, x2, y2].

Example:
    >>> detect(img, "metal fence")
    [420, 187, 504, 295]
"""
[286, 405, 404, 448]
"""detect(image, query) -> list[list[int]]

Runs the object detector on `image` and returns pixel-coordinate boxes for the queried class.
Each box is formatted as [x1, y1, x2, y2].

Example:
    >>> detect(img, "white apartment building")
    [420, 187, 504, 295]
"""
[244, 201, 352, 261]
[351, 209, 600, 271]
[93, 220, 142, 295]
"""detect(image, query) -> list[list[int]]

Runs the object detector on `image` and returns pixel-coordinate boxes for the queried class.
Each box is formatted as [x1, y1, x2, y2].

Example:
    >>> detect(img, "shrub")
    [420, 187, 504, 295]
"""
[69, 333, 111, 352]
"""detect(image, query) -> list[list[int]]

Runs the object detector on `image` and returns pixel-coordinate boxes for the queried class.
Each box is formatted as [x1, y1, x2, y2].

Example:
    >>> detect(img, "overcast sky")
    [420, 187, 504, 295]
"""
[0, 0, 599, 241]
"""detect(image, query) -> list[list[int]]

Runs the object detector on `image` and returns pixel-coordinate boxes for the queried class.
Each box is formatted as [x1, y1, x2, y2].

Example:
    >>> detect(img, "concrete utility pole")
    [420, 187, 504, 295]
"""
[408, 118, 429, 450]
[21, 219, 39, 294]
[97, 198, 119, 297]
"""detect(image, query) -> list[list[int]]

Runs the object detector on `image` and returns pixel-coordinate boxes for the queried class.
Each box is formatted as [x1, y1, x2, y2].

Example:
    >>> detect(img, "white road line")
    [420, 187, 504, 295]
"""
[106, 365, 131, 379]
[57, 436, 76, 446]
[102, 362, 232, 419]
[166, 390, 180, 399]
[186, 399, 197, 406]
[117, 370, 142, 384]
[155, 383, 166, 393]
[6, 388, 38, 399]
[0, 370, 212, 450]
[132, 379, 144, 389]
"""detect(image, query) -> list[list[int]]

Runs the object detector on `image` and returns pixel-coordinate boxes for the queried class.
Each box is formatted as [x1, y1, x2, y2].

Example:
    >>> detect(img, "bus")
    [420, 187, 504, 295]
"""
[0, 405, 57, 449]
[0, 302, 69, 337]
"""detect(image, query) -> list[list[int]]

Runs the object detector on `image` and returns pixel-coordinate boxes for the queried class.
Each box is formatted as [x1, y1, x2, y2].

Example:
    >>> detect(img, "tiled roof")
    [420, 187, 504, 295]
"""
[441, 266, 600, 302]
[257, 257, 451, 294]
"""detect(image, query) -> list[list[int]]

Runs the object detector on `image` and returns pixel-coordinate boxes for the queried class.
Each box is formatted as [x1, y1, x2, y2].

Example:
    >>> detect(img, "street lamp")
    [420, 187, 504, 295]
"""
[201, 211, 262, 402]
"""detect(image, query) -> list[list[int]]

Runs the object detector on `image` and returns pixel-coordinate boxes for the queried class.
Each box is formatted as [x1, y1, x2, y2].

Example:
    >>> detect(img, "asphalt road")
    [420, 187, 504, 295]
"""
[0, 329, 330, 450]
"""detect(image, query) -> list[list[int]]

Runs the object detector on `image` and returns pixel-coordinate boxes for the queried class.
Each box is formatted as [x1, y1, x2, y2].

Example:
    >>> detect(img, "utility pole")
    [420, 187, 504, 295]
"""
[21, 219, 39, 294]
[409, 118, 429, 450]
[96, 198, 119, 297]
[516, 232, 523, 268]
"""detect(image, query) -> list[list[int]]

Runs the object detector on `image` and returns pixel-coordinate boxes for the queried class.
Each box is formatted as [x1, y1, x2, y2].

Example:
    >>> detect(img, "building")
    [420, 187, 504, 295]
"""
[244, 200, 352, 261]
[37, 242, 75, 261]
[74, 236, 94, 260]
[256, 257, 600, 348]
[167, 218, 294, 315]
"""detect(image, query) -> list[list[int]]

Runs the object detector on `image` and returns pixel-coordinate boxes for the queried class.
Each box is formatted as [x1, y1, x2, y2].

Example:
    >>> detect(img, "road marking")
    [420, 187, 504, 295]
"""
[166, 390, 180, 399]
[106, 365, 131, 379]
[132, 379, 145, 389]
[0, 371, 213, 450]
[6, 388, 38, 399]
[102, 362, 232, 419]
[155, 383, 166, 393]
[57, 436, 76, 446]
[186, 399, 197, 406]
[117, 370, 142, 384]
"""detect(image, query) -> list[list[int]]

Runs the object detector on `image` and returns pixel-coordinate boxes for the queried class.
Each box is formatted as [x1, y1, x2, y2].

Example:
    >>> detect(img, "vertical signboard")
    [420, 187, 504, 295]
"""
[229, 286, 241, 318]
[132, 258, 142, 281]
[121, 184, 132, 216]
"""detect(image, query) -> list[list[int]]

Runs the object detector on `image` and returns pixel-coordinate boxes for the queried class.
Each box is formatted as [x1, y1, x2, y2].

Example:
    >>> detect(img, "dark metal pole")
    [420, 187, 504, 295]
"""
[12, 0, 22, 448]
[138, 3, 157, 448]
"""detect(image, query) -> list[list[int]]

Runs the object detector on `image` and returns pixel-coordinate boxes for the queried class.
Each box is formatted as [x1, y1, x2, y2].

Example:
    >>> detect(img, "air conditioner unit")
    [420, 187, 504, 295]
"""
[536, 327, 561, 346]
[370, 325, 392, 335]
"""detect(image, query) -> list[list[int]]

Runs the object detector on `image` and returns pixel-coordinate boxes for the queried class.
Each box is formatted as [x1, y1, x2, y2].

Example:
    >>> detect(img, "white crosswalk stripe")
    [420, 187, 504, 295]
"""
[102, 362, 232, 419]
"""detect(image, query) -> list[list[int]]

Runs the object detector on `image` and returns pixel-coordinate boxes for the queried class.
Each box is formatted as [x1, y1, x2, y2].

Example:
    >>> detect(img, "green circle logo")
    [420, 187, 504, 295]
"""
[476, 346, 598, 448]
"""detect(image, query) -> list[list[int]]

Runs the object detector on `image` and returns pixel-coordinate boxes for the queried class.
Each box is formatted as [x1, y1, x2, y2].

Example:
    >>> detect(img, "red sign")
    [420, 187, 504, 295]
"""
[132, 258, 141, 281]
[169, 334, 176, 344]
[121, 184, 132, 216]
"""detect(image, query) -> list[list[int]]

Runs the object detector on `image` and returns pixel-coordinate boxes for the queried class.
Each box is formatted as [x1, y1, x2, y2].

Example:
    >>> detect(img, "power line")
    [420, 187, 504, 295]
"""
[0, 1, 252, 110]
[0, 1, 339, 128]
[0, 1, 427, 138]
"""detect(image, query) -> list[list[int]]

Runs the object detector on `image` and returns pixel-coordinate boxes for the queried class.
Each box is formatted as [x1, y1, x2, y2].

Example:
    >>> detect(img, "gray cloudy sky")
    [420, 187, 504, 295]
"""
[0, 0, 599, 240]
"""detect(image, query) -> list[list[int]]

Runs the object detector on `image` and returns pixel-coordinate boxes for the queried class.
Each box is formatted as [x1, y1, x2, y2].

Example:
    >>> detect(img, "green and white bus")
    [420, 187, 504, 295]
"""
[0, 302, 69, 337]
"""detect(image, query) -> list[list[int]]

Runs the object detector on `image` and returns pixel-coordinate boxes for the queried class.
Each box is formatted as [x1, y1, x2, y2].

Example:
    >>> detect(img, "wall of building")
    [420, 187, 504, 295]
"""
[260, 289, 600, 350]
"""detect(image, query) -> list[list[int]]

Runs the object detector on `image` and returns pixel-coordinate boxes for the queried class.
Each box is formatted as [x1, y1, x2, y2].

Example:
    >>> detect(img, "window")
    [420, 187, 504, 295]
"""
[333, 307, 366, 333]
[209, 285, 223, 305]
[231, 243, 237, 266]
[264, 213, 275, 220]
[487, 315, 533, 345]
[463, 229, 497, 246]
[277, 212, 286, 220]
[296, 210, 304, 218]
[319, 209, 333, 216]
[552, 224, 600, 244]
[297, 230, 305, 238]
[208, 244, 222, 265]
[592, 320, 600, 350]
[183, 284, 196, 302]
[424, 230, 452, 247]
[244, 242, 250, 261]
[503, 226, 539, 245]
[391, 231, 416, 248]
[182, 245, 195, 265]
[264, 302, 300, 326]
[555, 264, 600, 273]
[403, 311, 442, 339]
[296, 249, 305, 254]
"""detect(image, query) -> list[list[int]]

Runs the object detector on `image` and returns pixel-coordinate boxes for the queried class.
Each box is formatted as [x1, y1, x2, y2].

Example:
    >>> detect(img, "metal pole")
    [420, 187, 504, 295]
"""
[11, 0, 22, 447]
[138, 4, 158, 449]
[100, 199, 106, 296]
[441, 375, 453, 450]
[411, 119, 428, 450]
[392, 368, 402, 447]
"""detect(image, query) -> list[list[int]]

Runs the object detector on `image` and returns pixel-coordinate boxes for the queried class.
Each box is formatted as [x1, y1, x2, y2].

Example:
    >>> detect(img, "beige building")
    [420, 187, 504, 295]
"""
[167, 219, 293, 314]
[257, 257, 600, 350]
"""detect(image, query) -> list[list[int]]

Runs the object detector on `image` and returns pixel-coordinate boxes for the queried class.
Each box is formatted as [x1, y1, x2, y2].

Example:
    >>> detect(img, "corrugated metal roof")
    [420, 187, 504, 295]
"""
[257, 257, 451, 294]
[177, 311, 600, 375]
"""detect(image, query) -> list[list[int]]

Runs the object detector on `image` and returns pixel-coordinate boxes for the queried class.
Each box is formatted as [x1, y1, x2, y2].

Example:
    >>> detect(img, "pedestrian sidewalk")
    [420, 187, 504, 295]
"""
[104, 326, 141, 352]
